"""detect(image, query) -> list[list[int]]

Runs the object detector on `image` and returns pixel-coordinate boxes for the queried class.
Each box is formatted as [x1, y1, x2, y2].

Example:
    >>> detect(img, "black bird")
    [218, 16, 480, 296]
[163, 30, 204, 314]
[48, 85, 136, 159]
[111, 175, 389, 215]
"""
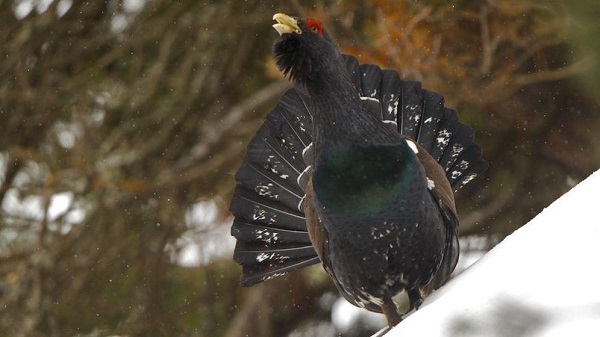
[230, 13, 487, 327]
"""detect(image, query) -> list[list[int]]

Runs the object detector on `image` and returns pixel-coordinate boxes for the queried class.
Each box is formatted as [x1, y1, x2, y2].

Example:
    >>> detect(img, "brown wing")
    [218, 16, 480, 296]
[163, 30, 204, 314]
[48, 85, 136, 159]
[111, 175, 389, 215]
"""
[413, 139, 457, 216]
[412, 138, 460, 295]
[304, 177, 328, 263]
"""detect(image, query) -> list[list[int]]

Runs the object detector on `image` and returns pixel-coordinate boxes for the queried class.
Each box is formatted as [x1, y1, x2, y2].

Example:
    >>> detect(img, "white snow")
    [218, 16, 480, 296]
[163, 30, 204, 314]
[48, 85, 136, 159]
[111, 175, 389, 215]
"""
[333, 298, 386, 333]
[378, 169, 600, 337]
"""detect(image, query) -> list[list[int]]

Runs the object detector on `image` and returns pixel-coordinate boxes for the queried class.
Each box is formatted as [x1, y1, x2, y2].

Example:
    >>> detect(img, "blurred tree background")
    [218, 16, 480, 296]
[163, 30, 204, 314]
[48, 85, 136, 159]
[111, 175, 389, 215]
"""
[0, 0, 598, 336]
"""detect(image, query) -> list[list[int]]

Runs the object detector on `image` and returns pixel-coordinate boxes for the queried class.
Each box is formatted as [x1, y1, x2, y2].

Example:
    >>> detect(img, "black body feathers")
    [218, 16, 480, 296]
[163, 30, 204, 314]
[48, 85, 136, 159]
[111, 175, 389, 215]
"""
[230, 54, 486, 286]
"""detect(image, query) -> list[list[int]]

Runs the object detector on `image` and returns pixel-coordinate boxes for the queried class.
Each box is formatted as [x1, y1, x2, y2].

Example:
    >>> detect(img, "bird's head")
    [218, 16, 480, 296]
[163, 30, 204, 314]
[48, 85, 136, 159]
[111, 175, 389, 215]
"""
[272, 13, 341, 86]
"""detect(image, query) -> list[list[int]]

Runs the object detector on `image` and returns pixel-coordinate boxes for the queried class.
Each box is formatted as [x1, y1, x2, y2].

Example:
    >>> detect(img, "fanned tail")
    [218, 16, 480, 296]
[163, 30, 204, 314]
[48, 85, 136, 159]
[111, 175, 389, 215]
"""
[230, 90, 319, 286]
[342, 55, 487, 190]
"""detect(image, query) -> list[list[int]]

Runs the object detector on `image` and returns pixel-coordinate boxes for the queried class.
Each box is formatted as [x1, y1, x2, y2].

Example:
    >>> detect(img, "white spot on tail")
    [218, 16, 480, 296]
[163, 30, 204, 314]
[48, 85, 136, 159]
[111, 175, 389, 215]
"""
[387, 95, 399, 118]
[460, 173, 477, 187]
[406, 104, 420, 112]
[256, 183, 276, 198]
[256, 229, 279, 244]
[451, 170, 461, 179]
[360, 96, 379, 103]
[451, 144, 464, 158]
[263, 272, 286, 281]
[256, 252, 273, 262]
[436, 129, 451, 147]
[252, 208, 266, 221]
[256, 252, 289, 263]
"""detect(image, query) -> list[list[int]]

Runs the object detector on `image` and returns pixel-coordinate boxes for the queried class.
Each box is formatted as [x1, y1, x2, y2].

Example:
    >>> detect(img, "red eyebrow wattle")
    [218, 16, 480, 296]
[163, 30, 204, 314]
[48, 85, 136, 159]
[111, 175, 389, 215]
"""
[306, 19, 323, 35]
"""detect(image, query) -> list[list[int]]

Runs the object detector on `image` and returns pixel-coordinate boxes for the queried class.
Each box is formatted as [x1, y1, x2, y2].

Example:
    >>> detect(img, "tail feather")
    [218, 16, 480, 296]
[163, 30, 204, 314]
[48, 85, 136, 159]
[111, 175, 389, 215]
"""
[232, 219, 313, 245]
[399, 81, 425, 141]
[274, 90, 314, 141]
[416, 90, 445, 151]
[238, 256, 321, 287]
[380, 70, 403, 122]
[437, 123, 476, 175]
[428, 107, 459, 161]
[358, 64, 383, 100]
[234, 241, 318, 265]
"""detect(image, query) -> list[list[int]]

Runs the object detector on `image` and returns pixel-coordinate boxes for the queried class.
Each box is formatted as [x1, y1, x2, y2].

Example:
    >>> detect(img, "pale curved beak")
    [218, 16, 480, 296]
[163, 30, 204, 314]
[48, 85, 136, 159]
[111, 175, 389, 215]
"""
[273, 13, 302, 36]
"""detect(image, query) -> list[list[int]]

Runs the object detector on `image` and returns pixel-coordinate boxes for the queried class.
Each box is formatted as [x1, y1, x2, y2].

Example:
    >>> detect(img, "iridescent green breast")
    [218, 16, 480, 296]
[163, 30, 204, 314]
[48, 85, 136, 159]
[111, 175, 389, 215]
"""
[313, 143, 417, 216]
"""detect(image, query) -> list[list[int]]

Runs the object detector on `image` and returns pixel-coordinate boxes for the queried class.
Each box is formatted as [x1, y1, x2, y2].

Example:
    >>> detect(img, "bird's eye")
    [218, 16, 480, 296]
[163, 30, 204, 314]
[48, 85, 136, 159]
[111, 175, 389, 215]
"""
[306, 19, 323, 36]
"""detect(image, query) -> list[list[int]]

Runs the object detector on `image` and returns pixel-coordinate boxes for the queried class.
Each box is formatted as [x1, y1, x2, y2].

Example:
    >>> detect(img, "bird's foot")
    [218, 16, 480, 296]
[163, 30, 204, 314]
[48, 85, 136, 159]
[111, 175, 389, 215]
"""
[381, 291, 402, 327]
[407, 288, 424, 311]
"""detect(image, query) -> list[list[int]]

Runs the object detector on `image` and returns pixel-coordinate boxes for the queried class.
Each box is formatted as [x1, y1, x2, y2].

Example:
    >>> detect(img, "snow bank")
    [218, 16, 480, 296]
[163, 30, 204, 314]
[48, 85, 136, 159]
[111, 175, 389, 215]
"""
[383, 169, 600, 337]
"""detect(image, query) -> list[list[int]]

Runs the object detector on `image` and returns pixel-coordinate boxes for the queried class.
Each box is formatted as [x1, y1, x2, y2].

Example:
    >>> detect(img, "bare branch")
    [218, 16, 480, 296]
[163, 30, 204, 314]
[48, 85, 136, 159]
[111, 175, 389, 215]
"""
[513, 58, 589, 87]
[0, 250, 34, 265]
[190, 79, 290, 162]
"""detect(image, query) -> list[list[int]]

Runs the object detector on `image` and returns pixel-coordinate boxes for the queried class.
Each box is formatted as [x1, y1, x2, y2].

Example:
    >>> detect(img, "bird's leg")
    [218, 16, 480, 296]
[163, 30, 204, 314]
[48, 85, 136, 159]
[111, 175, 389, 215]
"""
[381, 291, 402, 327]
[407, 288, 424, 311]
